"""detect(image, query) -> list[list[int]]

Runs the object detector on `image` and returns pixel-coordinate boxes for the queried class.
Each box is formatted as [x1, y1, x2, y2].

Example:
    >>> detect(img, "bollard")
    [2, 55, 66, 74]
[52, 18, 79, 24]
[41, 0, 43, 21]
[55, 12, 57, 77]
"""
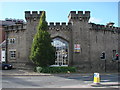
[93, 73, 100, 84]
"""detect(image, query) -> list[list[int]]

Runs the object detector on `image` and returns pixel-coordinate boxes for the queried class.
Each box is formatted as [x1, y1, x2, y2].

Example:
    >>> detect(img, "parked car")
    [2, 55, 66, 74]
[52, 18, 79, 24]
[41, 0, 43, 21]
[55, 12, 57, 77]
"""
[0, 63, 13, 70]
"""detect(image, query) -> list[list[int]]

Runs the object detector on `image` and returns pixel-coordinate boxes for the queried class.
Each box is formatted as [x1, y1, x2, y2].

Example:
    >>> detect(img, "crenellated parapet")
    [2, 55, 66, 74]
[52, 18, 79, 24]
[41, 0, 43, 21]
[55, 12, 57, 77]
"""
[68, 11, 90, 22]
[90, 23, 120, 33]
[48, 22, 72, 31]
[25, 11, 44, 21]
[4, 24, 26, 32]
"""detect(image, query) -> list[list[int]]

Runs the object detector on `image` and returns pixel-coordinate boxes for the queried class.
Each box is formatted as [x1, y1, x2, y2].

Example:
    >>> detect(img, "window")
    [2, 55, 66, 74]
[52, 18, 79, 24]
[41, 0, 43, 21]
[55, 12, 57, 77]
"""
[8, 38, 15, 44]
[10, 51, 16, 59]
[52, 37, 69, 66]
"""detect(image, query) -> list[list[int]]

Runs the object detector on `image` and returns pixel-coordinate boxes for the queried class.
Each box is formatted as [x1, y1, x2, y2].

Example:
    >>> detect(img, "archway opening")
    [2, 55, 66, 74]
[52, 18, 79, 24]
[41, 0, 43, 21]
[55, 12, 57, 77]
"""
[51, 37, 69, 66]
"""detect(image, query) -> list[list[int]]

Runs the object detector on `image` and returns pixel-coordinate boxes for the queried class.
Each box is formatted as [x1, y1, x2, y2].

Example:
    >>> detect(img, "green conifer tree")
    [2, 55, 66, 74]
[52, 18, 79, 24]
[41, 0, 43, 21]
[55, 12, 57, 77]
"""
[30, 11, 55, 67]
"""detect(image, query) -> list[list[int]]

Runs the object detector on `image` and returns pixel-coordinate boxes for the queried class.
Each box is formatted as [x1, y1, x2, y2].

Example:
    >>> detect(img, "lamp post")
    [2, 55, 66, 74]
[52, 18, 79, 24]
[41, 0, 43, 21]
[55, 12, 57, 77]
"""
[105, 59, 106, 72]
[116, 54, 120, 72]
[118, 60, 120, 72]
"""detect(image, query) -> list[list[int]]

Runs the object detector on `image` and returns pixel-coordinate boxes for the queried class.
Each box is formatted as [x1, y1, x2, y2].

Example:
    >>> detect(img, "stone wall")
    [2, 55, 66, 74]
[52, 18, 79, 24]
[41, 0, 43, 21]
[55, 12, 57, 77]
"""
[24, 10, 120, 71]
[89, 24, 119, 71]
[4, 24, 27, 68]
[4, 10, 120, 71]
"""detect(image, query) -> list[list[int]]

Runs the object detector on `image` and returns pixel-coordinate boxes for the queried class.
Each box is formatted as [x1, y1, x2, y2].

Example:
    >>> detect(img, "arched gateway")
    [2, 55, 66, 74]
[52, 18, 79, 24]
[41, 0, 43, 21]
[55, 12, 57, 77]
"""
[52, 37, 69, 66]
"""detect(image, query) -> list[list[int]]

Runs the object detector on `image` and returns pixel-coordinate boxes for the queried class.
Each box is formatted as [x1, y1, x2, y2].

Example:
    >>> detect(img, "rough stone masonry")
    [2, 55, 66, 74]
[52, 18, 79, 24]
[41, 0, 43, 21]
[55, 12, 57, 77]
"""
[4, 11, 120, 72]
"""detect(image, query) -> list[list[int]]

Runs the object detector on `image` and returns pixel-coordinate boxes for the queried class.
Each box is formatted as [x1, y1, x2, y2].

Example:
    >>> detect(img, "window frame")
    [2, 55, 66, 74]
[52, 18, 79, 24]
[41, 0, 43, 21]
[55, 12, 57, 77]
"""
[9, 50, 16, 59]
[8, 38, 16, 44]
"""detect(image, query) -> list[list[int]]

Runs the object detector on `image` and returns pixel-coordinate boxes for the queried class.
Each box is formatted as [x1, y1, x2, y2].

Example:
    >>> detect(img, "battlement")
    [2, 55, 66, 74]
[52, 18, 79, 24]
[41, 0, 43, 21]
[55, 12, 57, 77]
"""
[48, 22, 72, 30]
[68, 11, 90, 22]
[25, 11, 44, 21]
[90, 23, 120, 33]
[4, 24, 26, 32]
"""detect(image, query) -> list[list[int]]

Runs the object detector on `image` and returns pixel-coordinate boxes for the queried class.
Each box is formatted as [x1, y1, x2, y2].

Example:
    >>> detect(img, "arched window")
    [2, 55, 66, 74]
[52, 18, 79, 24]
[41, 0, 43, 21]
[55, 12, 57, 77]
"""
[52, 37, 69, 66]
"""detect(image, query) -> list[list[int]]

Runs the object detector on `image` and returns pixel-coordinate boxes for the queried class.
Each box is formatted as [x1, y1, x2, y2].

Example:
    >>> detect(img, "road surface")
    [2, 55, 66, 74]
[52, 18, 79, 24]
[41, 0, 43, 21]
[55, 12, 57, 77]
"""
[2, 73, 120, 88]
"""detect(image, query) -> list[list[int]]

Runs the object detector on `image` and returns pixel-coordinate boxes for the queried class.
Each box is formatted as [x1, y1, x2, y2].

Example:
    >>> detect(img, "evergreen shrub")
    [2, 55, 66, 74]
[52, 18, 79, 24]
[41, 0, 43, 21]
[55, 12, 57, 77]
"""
[35, 66, 76, 73]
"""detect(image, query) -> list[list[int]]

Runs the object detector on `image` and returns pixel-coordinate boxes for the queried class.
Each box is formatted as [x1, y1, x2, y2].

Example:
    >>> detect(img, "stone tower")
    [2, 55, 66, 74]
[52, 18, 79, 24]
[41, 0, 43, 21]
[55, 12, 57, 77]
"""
[25, 11, 43, 62]
[68, 11, 91, 69]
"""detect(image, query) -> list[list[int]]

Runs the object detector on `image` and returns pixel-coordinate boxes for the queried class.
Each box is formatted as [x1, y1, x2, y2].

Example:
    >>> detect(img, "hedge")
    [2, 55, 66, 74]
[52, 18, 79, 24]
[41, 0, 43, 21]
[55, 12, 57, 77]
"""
[35, 66, 76, 73]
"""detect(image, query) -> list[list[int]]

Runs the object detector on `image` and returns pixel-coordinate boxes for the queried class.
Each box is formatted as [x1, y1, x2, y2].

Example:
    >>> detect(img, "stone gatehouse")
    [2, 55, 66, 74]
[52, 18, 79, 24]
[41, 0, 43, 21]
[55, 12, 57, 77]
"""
[4, 11, 120, 71]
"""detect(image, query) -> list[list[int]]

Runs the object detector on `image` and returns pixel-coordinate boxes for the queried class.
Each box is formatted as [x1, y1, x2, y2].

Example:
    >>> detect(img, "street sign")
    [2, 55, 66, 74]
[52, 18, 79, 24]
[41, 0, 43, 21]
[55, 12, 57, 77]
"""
[74, 44, 80, 53]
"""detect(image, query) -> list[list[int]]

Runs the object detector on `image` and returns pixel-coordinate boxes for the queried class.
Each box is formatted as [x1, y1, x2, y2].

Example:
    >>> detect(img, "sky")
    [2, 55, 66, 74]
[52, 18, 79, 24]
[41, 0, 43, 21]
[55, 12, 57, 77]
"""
[0, 2, 119, 26]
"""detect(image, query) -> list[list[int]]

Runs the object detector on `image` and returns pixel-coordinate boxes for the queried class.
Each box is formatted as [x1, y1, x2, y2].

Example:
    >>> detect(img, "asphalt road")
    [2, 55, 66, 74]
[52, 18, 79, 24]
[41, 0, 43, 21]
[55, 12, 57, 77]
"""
[2, 73, 120, 88]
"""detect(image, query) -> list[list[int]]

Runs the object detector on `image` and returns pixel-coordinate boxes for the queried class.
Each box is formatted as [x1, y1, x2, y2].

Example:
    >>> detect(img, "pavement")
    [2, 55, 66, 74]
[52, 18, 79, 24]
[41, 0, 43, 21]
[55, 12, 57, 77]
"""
[2, 69, 51, 76]
[61, 82, 120, 88]
[2, 69, 119, 76]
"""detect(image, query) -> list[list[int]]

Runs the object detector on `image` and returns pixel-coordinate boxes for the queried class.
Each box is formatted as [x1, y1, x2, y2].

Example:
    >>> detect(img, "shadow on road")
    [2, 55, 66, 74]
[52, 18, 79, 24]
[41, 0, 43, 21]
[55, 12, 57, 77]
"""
[53, 73, 119, 83]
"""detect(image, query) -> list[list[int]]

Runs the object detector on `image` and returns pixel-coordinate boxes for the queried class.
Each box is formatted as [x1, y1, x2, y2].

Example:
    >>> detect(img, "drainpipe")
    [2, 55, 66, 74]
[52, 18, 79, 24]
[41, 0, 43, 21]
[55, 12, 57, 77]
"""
[5, 31, 8, 63]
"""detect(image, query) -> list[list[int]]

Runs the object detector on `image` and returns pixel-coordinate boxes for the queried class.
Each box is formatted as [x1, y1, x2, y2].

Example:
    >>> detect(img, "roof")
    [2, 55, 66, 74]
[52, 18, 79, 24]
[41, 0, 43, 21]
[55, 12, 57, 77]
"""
[0, 19, 25, 26]
[0, 20, 16, 26]
[0, 40, 6, 47]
